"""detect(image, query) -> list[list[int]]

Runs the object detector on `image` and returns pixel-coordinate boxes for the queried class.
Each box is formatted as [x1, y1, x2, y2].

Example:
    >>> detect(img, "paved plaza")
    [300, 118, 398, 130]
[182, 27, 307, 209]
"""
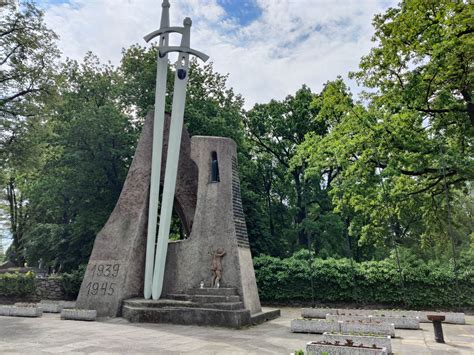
[0, 307, 473, 354]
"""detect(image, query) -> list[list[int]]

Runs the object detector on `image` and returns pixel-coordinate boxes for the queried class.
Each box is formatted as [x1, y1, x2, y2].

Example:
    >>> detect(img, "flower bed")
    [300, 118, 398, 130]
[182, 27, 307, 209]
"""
[326, 314, 419, 329]
[339, 321, 395, 337]
[301, 308, 338, 318]
[322, 332, 392, 354]
[291, 319, 339, 334]
[302, 308, 465, 324]
[306, 341, 388, 354]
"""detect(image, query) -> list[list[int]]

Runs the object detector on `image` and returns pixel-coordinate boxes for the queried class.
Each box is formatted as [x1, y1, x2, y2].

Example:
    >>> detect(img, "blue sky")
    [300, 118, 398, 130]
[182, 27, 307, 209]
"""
[34, 0, 396, 108]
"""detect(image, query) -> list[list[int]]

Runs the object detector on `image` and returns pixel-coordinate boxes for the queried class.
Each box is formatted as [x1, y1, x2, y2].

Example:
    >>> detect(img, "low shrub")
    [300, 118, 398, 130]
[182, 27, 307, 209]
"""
[254, 250, 474, 308]
[0, 271, 36, 296]
[61, 265, 86, 298]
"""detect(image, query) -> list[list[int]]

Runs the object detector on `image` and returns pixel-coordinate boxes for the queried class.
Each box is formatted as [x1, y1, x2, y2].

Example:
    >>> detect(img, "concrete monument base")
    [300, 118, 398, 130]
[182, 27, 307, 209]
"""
[122, 288, 279, 328]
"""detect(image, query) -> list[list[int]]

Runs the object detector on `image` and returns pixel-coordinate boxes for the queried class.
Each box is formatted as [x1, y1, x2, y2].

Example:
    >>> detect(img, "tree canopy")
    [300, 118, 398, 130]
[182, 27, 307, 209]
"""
[0, 0, 472, 277]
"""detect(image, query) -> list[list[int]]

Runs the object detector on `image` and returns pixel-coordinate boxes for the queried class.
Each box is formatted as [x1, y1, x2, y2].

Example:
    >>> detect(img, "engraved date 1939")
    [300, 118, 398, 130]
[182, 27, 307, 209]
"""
[85, 263, 121, 296]
[91, 263, 120, 278]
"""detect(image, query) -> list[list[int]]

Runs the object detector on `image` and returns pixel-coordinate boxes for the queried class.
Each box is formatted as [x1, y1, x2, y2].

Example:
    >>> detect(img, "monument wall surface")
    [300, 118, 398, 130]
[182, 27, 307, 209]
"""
[77, 110, 262, 317]
[163, 136, 262, 314]
[76, 112, 197, 317]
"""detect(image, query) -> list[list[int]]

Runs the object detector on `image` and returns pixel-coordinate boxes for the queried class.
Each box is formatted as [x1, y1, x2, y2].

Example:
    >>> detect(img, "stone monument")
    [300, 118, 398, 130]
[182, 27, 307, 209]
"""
[76, 0, 279, 328]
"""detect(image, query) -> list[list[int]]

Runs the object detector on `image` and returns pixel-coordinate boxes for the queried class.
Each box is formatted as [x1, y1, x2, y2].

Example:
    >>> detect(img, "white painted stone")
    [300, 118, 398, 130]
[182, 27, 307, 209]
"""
[339, 321, 395, 337]
[61, 309, 96, 321]
[290, 319, 339, 334]
[322, 333, 392, 354]
[306, 342, 388, 355]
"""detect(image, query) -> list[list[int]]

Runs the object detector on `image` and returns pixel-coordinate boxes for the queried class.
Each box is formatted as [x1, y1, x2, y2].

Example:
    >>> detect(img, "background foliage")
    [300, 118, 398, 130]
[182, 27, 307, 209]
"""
[254, 250, 474, 308]
[0, 0, 472, 307]
[0, 272, 36, 297]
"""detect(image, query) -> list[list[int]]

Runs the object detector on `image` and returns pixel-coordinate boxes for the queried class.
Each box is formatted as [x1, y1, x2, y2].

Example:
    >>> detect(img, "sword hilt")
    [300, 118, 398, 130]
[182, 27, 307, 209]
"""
[144, 18, 209, 63]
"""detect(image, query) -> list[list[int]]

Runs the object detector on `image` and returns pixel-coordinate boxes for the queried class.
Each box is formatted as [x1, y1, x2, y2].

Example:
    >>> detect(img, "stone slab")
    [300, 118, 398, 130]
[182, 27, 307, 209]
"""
[340, 321, 395, 337]
[250, 308, 281, 325]
[304, 308, 465, 324]
[302, 307, 338, 319]
[38, 303, 63, 313]
[322, 333, 392, 354]
[61, 309, 96, 321]
[291, 319, 340, 334]
[326, 314, 420, 329]
[122, 305, 251, 328]
[0, 305, 14, 316]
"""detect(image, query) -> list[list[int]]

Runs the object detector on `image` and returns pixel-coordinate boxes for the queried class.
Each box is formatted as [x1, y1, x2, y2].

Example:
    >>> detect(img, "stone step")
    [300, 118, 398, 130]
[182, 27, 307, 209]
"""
[251, 309, 281, 325]
[123, 299, 196, 309]
[191, 295, 240, 304]
[187, 288, 238, 296]
[201, 302, 244, 310]
[122, 305, 251, 328]
[123, 298, 244, 311]
[165, 294, 191, 301]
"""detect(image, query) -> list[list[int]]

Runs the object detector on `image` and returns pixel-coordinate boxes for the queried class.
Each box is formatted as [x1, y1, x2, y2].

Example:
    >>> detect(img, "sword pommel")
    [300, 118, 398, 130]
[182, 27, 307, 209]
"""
[183, 17, 192, 27]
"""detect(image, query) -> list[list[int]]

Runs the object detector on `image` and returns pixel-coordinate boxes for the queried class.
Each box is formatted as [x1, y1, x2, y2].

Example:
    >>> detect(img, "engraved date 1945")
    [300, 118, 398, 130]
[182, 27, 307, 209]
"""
[85, 281, 116, 296]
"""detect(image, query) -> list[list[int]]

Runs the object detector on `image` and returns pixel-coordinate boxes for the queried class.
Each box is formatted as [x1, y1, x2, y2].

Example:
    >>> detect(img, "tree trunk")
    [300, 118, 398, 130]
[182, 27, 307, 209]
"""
[293, 170, 307, 246]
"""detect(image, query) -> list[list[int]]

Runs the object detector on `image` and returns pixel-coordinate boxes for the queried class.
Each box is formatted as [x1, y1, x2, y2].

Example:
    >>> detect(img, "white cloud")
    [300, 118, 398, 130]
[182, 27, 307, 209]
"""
[42, 0, 397, 108]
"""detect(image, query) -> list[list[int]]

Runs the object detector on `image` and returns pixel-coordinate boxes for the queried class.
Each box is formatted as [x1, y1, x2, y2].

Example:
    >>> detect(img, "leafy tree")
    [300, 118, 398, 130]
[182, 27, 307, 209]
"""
[22, 54, 135, 270]
[245, 85, 342, 252]
[300, 0, 473, 262]
[351, 0, 473, 195]
[0, 1, 59, 264]
[119, 45, 245, 144]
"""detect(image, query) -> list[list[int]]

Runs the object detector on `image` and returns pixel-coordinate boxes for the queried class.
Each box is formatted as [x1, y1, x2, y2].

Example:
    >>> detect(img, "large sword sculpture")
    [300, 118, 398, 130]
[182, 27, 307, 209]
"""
[143, 0, 209, 300]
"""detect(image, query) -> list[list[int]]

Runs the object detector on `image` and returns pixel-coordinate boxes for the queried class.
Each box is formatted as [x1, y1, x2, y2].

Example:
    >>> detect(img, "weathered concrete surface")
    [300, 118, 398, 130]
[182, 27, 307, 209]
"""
[322, 333, 392, 354]
[303, 307, 466, 324]
[162, 136, 262, 315]
[76, 112, 197, 317]
[0, 308, 472, 354]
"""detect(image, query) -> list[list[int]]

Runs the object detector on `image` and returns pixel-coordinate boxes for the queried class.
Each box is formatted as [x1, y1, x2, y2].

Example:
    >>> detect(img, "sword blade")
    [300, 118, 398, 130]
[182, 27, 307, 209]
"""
[151, 54, 190, 300]
[144, 41, 169, 300]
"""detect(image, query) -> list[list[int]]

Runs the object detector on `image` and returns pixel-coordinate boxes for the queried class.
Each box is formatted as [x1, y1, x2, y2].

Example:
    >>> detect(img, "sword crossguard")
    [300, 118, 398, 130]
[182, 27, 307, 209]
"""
[143, 27, 184, 43]
[144, 17, 209, 63]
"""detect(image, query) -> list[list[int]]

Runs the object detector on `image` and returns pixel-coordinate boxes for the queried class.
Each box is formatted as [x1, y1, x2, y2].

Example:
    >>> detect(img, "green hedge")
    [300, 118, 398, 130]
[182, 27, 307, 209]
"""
[0, 272, 36, 297]
[254, 250, 474, 308]
[61, 265, 86, 298]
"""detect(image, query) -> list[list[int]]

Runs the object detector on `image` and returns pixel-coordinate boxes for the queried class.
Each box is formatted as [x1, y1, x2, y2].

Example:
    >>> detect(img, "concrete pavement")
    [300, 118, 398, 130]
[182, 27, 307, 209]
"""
[0, 307, 472, 354]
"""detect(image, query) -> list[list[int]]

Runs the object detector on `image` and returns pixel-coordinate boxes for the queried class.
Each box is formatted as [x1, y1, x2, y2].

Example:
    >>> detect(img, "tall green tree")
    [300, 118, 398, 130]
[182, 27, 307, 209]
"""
[22, 54, 135, 270]
[245, 86, 323, 249]
[0, 1, 59, 264]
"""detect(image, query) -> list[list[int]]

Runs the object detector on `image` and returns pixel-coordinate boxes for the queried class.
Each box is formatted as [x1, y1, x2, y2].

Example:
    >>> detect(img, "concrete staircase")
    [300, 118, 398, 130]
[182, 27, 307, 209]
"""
[122, 288, 279, 328]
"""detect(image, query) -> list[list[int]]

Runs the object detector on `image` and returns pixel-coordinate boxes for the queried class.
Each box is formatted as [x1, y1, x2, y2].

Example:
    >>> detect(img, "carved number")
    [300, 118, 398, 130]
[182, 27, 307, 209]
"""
[86, 282, 116, 296]
[91, 263, 120, 278]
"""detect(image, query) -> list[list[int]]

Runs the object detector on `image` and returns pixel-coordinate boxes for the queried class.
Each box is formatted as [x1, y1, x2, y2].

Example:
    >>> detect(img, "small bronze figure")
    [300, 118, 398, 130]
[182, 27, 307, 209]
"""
[211, 248, 226, 288]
